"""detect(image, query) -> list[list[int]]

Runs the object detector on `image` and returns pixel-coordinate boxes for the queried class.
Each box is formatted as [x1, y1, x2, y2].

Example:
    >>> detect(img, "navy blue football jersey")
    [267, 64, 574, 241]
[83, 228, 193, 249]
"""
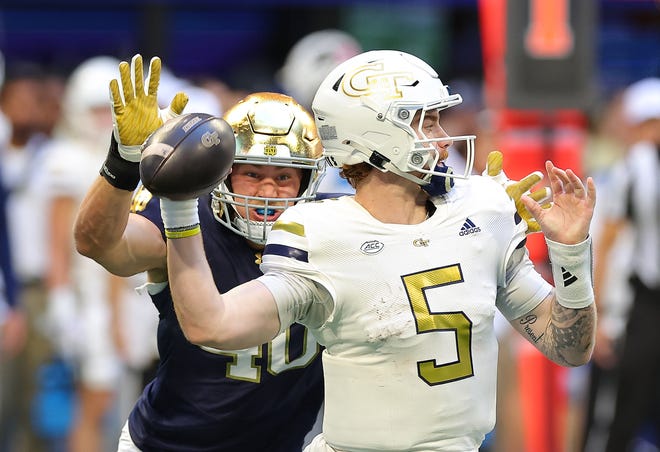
[128, 188, 324, 452]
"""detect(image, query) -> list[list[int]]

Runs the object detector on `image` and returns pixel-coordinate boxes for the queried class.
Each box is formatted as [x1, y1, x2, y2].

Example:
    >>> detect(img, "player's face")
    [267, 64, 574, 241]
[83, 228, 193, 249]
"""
[411, 109, 452, 163]
[229, 164, 303, 222]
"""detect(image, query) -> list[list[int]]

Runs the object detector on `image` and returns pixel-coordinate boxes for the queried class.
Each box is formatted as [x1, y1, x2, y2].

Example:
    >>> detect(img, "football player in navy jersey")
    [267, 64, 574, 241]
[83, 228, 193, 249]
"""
[74, 54, 324, 451]
[161, 50, 597, 452]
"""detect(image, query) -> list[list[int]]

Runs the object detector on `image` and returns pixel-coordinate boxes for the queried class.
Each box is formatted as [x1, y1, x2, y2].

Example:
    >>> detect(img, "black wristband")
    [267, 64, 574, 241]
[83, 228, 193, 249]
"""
[99, 134, 140, 191]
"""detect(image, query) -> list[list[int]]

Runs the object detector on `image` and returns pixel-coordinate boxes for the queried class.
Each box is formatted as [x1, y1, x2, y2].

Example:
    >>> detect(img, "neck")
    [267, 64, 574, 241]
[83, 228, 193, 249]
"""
[354, 171, 429, 225]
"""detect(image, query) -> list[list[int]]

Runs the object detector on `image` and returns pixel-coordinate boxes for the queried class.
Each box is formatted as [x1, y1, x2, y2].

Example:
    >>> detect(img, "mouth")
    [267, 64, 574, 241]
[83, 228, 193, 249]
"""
[252, 207, 279, 221]
[255, 207, 275, 216]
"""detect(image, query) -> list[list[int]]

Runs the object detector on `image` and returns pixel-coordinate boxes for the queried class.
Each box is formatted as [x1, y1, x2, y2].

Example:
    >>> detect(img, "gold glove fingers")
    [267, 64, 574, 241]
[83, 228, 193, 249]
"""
[160, 91, 189, 123]
[485, 150, 550, 234]
[486, 150, 503, 176]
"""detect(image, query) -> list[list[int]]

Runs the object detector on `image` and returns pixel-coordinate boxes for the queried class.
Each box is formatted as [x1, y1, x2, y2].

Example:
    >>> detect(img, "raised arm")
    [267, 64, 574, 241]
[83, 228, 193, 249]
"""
[162, 199, 282, 350]
[511, 161, 597, 366]
[74, 54, 187, 277]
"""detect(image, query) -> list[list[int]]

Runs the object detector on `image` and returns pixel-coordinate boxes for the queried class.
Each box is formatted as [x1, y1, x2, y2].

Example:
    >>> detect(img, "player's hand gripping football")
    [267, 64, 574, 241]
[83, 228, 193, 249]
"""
[484, 150, 552, 233]
[109, 54, 189, 162]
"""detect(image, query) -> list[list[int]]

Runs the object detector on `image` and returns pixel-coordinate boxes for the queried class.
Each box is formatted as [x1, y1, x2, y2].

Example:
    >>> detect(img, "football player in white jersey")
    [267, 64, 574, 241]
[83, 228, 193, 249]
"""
[161, 50, 597, 452]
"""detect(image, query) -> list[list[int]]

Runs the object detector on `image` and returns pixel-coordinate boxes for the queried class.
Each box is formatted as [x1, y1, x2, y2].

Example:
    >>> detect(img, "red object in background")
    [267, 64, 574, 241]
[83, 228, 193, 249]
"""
[478, 0, 507, 110]
[517, 340, 569, 452]
[478, 2, 587, 452]
[525, 0, 574, 59]
[494, 116, 586, 264]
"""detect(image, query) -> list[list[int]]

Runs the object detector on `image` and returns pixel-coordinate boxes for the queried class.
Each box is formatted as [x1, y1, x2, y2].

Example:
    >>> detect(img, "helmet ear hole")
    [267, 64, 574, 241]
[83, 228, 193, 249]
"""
[368, 152, 389, 170]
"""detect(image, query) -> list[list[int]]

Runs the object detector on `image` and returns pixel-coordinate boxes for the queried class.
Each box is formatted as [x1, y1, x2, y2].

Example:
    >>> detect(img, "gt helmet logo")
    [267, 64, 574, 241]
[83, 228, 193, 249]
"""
[341, 62, 416, 101]
[201, 130, 221, 147]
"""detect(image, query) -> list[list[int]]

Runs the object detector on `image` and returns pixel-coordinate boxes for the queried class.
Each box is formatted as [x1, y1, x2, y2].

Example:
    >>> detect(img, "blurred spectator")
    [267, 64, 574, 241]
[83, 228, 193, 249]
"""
[579, 91, 633, 452]
[592, 77, 660, 452]
[277, 29, 362, 194]
[40, 55, 158, 452]
[0, 52, 29, 452]
[0, 140, 27, 451]
[39, 73, 67, 138]
[0, 59, 58, 452]
[582, 91, 628, 177]
[0, 137, 24, 357]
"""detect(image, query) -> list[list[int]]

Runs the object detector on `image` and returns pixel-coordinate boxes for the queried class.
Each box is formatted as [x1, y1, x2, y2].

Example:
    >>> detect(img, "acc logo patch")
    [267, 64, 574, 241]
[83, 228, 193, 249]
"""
[360, 240, 385, 255]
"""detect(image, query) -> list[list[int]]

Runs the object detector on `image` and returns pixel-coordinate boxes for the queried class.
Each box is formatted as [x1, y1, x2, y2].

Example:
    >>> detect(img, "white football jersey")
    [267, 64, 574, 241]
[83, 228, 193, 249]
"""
[260, 176, 552, 452]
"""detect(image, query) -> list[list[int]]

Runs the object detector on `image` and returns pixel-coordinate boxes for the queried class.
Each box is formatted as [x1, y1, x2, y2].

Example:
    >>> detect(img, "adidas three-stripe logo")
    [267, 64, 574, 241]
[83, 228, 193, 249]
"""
[459, 218, 481, 236]
[561, 267, 578, 286]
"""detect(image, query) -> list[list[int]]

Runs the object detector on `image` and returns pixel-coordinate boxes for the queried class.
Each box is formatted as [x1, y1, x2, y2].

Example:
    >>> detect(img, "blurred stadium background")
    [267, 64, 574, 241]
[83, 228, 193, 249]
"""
[0, 0, 658, 98]
[1, 1, 659, 451]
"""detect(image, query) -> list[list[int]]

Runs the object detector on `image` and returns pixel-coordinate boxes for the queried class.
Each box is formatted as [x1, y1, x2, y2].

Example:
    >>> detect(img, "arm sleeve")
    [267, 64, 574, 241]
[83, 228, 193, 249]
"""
[257, 271, 333, 335]
[496, 246, 553, 320]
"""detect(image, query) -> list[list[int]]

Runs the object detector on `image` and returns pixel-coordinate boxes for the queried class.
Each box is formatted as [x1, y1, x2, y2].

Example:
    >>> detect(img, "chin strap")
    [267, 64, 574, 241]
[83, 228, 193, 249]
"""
[421, 164, 455, 197]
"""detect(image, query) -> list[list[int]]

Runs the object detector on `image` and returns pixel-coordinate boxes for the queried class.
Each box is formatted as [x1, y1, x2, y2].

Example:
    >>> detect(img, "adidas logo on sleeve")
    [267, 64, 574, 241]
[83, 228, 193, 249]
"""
[561, 267, 578, 286]
[459, 218, 481, 236]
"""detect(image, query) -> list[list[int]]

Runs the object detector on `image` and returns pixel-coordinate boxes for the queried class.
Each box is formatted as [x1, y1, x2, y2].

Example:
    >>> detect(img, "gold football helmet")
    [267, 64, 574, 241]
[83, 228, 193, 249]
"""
[211, 92, 325, 245]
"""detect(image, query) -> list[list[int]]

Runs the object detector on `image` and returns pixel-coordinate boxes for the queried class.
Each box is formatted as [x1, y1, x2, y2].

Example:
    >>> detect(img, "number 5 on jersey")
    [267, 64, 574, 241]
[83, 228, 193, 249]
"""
[403, 264, 474, 386]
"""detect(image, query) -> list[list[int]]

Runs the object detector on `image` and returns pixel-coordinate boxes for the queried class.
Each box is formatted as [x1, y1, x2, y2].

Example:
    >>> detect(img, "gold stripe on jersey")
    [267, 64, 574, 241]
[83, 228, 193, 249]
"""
[272, 221, 305, 237]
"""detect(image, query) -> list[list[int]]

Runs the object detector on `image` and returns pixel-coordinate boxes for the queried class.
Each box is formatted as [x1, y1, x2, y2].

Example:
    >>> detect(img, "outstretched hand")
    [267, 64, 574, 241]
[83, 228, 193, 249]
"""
[109, 54, 188, 162]
[521, 161, 596, 244]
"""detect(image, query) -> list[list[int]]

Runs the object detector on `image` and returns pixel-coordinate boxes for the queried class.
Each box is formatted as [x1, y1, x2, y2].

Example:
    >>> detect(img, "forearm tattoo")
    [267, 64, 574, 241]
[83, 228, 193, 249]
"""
[519, 301, 596, 367]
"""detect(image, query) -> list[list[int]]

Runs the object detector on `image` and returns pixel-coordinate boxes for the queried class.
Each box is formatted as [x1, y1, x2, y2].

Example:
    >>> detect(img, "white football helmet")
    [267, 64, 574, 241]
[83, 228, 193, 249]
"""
[278, 29, 362, 109]
[60, 55, 120, 146]
[212, 92, 325, 245]
[312, 50, 475, 187]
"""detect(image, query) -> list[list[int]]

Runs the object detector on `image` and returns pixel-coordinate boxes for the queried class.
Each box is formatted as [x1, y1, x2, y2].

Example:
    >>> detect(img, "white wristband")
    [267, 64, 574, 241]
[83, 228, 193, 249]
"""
[113, 129, 142, 162]
[160, 198, 200, 239]
[546, 236, 594, 309]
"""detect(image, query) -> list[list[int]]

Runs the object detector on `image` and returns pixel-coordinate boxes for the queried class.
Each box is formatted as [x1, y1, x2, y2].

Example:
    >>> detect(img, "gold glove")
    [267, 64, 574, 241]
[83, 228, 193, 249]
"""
[109, 54, 188, 162]
[485, 151, 551, 233]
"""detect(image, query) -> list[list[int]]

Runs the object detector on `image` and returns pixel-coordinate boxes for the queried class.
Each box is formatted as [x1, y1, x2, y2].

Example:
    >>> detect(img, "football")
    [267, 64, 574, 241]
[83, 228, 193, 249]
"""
[140, 113, 235, 200]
